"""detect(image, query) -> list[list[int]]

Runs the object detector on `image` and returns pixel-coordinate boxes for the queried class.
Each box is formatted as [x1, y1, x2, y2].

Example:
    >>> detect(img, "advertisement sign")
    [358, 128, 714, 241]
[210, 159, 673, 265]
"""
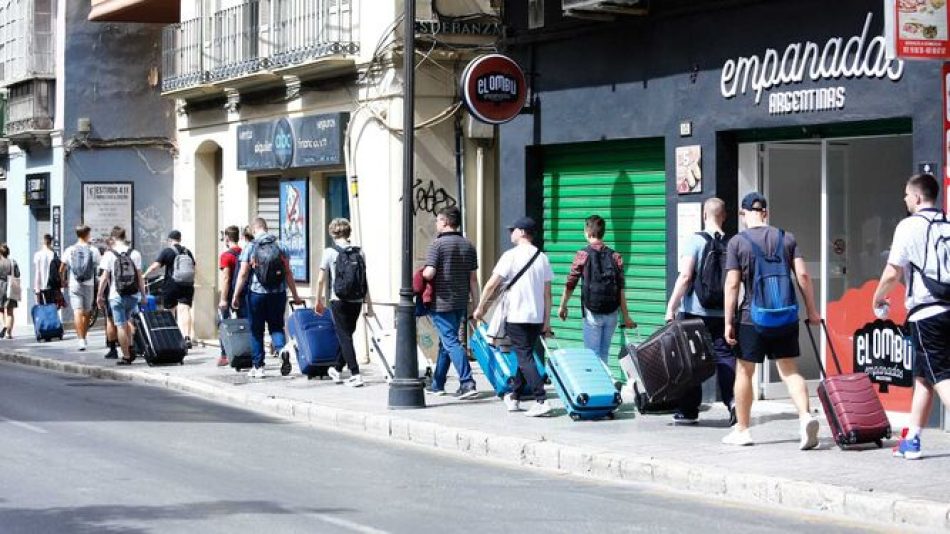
[51, 206, 61, 255]
[237, 113, 347, 171]
[279, 179, 308, 282]
[944, 62, 950, 211]
[886, 0, 950, 59]
[853, 319, 915, 391]
[675, 145, 702, 194]
[82, 182, 134, 250]
[461, 54, 527, 124]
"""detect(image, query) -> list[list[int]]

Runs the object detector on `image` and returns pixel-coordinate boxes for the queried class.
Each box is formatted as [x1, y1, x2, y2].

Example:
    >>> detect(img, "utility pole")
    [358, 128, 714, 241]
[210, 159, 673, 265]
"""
[388, 0, 425, 410]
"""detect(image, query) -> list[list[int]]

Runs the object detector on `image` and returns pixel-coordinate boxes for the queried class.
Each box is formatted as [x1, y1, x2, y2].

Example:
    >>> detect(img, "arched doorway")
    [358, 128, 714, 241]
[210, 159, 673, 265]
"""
[194, 140, 222, 340]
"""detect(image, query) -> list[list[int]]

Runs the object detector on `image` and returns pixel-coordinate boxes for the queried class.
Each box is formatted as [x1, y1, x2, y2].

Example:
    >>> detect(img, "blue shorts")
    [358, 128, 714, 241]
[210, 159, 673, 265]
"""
[109, 295, 140, 326]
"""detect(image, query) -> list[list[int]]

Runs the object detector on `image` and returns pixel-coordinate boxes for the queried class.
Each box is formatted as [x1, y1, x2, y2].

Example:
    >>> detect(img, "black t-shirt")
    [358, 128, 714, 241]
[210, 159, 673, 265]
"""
[155, 244, 194, 288]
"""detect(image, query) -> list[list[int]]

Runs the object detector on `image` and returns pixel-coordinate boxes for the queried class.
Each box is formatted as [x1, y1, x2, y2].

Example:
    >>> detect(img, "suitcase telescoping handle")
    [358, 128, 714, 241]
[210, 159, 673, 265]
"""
[289, 300, 310, 311]
[363, 312, 386, 333]
[802, 318, 844, 378]
[618, 325, 643, 346]
[537, 331, 560, 354]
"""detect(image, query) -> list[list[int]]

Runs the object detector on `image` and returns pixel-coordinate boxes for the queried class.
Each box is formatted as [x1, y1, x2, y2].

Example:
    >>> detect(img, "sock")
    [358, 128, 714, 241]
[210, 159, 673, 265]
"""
[107, 340, 117, 349]
[908, 426, 922, 439]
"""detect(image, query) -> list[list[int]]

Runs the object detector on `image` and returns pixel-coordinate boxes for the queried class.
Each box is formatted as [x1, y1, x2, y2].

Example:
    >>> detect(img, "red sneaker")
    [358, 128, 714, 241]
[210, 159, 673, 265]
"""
[217, 356, 229, 367]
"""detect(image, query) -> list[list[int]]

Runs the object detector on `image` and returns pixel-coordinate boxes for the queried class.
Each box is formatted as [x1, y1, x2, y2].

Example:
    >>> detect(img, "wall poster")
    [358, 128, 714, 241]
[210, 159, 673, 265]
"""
[81, 182, 134, 250]
[676, 145, 702, 194]
[676, 202, 703, 258]
[886, 0, 950, 59]
[279, 179, 309, 282]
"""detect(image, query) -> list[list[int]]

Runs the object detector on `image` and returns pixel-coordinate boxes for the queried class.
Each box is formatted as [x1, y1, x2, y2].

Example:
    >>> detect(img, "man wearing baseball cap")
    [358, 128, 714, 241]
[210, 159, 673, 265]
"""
[474, 216, 555, 417]
[722, 192, 822, 448]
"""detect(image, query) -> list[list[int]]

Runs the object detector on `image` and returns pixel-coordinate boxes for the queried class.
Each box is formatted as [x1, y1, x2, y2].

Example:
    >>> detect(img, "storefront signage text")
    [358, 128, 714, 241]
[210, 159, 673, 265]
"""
[721, 13, 905, 115]
[461, 54, 527, 125]
[415, 20, 501, 37]
[82, 182, 134, 250]
[853, 319, 914, 389]
[237, 113, 348, 171]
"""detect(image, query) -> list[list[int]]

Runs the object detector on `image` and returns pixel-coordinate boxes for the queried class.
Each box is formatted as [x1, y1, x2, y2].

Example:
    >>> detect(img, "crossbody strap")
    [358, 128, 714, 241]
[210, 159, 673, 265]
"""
[504, 248, 542, 292]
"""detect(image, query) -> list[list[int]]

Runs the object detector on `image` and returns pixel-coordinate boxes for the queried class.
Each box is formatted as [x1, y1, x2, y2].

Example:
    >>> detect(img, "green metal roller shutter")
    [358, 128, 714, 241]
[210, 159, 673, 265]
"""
[542, 138, 667, 381]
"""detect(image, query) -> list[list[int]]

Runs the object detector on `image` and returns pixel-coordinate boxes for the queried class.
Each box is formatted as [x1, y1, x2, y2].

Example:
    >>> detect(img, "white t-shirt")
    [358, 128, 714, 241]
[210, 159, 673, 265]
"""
[63, 243, 101, 289]
[886, 209, 950, 321]
[492, 243, 553, 324]
[33, 248, 55, 290]
[319, 238, 366, 303]
[98, 242, 142, 299]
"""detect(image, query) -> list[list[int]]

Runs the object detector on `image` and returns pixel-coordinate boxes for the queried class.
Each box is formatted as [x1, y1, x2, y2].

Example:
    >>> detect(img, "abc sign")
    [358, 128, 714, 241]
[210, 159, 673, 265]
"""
[273, 118, 295, 169]
[461, 54, 527, 125]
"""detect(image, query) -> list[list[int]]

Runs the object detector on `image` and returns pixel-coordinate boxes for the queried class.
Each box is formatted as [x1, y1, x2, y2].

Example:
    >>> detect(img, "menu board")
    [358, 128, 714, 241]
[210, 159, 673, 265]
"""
[887, 0, 950, 59]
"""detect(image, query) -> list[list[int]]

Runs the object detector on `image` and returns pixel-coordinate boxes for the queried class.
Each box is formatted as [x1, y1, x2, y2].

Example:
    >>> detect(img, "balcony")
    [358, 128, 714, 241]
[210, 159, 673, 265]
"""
[5, 79, 54, 145]
[162, 0, 358, 99]
[88, 0, 180, 23]
[0, 0, 56, 87]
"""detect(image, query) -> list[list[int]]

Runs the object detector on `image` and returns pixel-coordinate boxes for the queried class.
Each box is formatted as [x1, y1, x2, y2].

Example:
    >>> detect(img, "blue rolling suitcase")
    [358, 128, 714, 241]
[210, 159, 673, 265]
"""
[469, 322, 547, 397]
[32, 296, 63, 342]
[287, 303, 339, 379]
[542, 337, 621, 421]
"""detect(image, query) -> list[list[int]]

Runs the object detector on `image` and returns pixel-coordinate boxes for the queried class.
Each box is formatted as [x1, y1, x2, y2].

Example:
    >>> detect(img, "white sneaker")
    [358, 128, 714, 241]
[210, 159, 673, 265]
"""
[78, 339, 87, 351]
[258, 367, 266, 379]
[524, 400, 553, 418]
[503, 393, 522, 412]
[799, 417, 820, 451]
[247, 367, 259, 379]
[721, 428, 754, 446]
[345, 375, 364, 388]
[328, 367, 344, 384]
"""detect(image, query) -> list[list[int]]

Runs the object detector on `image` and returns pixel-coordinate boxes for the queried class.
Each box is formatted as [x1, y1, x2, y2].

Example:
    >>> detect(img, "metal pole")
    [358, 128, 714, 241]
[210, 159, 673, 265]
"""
[388, 0, 425, 409]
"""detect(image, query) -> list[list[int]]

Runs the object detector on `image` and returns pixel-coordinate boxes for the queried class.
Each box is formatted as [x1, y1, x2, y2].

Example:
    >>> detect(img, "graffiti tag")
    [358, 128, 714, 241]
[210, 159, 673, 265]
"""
[412, 179, 457, 217]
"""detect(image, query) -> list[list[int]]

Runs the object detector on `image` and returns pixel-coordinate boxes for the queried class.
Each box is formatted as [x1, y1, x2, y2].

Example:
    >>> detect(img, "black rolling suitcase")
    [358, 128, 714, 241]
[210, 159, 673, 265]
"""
[619, 328, 683, 413]
[218, 309, 253, 371]
[133, 310, 187, 366]
[625, 319, 716, 410]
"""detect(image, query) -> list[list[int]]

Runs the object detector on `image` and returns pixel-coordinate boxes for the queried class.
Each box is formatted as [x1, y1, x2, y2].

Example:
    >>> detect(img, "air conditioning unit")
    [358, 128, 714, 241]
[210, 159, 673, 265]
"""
[563, 0, 648, 18]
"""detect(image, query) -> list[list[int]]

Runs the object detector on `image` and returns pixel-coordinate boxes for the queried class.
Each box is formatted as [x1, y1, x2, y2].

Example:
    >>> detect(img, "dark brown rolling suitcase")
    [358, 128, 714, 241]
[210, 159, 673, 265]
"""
[624, 320, 716, 410]
[806, 319, 891, 449]
[133, 310, 188, 366]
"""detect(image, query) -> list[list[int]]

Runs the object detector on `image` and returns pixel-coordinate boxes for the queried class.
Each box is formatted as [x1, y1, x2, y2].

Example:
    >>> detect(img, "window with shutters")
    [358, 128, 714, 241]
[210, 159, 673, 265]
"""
[256, 176, 280, 234]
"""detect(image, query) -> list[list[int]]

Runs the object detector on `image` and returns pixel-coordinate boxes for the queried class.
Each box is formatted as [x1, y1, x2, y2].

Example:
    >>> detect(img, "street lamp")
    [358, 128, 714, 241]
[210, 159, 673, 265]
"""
[388, 0, 426, 409]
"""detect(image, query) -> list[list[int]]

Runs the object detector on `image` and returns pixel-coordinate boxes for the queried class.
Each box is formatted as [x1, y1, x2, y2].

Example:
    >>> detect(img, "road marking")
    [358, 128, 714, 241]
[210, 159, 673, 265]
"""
[0, 415, 48, 434]
[309, 514, 389, 534]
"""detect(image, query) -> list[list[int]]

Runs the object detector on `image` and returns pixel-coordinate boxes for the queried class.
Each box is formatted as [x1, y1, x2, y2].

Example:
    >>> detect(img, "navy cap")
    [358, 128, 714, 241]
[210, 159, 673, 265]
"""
[507, 216, 537, 233]
[168, 230, 182, 241]
[741, 192, 768, 212]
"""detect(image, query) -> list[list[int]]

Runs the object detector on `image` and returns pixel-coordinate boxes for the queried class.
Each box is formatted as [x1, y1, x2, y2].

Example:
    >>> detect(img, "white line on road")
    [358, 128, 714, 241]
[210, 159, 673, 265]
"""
[309, 513, 390, 534]
[0, 415, 48, 434]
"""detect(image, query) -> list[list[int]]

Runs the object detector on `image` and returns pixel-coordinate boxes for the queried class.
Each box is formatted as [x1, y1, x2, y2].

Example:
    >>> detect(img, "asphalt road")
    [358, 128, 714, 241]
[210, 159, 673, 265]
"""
[0, 362, 879, 534]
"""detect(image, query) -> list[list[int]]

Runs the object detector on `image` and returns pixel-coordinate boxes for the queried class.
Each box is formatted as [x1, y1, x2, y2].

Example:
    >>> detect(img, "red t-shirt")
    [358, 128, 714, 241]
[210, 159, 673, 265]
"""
[219, 246, 242, 272]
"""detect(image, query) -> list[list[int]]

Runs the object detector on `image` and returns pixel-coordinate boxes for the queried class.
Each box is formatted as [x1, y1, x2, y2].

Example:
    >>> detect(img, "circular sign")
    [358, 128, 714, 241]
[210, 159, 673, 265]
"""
[461, 54, 527, 125]
[273, 118, 295, 169]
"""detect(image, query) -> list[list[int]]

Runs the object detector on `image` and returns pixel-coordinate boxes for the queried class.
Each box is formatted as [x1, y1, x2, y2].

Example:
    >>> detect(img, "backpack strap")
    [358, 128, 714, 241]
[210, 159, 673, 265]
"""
[738, 232, 767, 260]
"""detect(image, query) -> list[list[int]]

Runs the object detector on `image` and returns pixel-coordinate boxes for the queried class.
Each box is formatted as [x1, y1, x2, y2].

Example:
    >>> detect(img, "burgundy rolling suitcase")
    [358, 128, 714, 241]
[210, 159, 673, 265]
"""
[806, 319, 891, 449]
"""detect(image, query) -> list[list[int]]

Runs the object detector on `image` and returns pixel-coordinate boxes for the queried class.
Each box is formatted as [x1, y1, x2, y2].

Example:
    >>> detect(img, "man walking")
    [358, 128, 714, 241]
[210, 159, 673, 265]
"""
[97, 226, 147, 365]
[664, 198, 737, 426]
[33, 233, 62, 307]
[873, 173, 950, 460]
[232, 217, 304, 378]
[557, 214, 636, 365]
[144, 230, 196, 348]
[60, 225, 101, 351]
[474, 216, 554, 417]
[217, 225, 244, 366]
[315, 218, 374, 387]
[723, 192, 821, 449]
[421, 207, 479, 398]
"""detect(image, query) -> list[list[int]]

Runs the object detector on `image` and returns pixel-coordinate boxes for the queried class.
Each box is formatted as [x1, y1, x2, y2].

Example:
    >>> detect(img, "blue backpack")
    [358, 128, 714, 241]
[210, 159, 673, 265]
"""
[740, 229, 798, 335]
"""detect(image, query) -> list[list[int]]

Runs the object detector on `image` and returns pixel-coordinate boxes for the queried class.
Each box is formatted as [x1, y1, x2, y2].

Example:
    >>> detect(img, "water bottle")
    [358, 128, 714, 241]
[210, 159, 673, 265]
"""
[874, 302, 890, 320]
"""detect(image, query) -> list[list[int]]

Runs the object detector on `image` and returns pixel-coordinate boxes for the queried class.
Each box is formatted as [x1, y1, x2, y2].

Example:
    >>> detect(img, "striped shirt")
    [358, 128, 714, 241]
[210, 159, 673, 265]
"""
[424, 232, 478, 312]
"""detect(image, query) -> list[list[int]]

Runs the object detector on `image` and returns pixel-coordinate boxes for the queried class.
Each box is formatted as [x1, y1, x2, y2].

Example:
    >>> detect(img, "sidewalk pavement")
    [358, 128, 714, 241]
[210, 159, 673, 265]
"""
[2, 327, 948, 531]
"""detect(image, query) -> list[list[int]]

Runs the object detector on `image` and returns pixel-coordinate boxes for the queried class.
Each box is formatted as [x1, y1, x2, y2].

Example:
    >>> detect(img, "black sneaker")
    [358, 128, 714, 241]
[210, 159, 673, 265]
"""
[728, 406, 738, 427]
[104, 348, 119, 360]
[672, 412, 699, 425]
[455, 383, 478, 400]
[185, 337, 193, 350]
[280, 351, 292, 376]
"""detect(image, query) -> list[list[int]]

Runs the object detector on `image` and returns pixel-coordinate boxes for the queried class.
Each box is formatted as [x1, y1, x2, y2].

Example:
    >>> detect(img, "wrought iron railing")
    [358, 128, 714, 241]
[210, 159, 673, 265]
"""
[161, 0, 358, 93]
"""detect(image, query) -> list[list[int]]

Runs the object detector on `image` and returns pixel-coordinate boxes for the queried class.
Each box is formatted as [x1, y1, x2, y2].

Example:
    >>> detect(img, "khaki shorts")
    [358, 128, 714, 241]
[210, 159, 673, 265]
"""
[69, 284, 95, 312]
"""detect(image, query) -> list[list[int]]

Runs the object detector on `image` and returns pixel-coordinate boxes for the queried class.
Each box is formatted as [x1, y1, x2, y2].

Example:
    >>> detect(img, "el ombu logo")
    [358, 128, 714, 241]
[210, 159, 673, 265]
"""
[273, 118, 295, 169]
[475, 71, 519, 104]
[853, 319, 914, 391]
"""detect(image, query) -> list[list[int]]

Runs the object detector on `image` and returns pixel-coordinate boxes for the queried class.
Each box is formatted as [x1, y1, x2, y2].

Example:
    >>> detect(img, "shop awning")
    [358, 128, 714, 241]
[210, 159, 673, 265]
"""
[88, 0, 180, 23]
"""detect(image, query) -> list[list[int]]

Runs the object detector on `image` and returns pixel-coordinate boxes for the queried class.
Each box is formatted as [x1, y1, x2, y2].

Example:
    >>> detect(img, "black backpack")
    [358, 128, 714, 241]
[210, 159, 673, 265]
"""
[252, 235, 285, 290]
[581, 246, 620, 314]
[114, 251, 139, 296]
[692, 232, 728, 310]
[47, 253, 63, 291]
[333, 245, 368, 301]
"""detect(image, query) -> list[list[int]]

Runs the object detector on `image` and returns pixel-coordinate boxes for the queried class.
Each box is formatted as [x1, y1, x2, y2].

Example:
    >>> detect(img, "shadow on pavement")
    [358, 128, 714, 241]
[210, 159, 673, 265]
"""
[0, 501, 356, 534]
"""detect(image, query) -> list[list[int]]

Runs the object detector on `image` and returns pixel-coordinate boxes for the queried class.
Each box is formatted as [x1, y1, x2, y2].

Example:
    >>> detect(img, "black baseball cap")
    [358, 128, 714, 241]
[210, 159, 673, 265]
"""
[741, 192, 768, 212]
[507, 216, 537, 233]
[168, 230, 182, 241]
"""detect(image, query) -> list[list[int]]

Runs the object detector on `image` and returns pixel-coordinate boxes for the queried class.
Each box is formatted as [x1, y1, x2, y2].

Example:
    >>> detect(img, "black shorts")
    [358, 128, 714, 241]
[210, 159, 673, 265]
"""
[737, 323, 800, 363]
[163, 283, 194, 308]
[911, 311, 950, 385]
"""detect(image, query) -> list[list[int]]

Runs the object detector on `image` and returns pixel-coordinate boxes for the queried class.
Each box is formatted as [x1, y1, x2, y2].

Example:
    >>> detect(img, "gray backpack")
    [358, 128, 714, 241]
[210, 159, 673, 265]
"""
[171, 245, 195, 285]
[70, 245, 97, 283]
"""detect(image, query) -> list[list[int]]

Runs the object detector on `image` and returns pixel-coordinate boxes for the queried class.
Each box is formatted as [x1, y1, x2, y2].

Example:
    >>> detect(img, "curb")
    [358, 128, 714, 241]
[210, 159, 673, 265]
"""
[3, 350, 948, 531]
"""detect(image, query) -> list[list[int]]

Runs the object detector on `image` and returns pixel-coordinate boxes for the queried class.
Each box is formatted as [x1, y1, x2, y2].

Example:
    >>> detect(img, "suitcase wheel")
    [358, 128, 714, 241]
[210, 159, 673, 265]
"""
[875, 439, 884, 449]
[606, 412, 616, 420]
[569, 413, 581, 422]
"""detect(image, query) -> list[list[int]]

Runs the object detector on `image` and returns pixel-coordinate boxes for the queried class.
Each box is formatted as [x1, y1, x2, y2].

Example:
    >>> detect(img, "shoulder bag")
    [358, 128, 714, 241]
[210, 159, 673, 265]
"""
[6, 260, 22, 302]
[485, 248, 542, 345]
